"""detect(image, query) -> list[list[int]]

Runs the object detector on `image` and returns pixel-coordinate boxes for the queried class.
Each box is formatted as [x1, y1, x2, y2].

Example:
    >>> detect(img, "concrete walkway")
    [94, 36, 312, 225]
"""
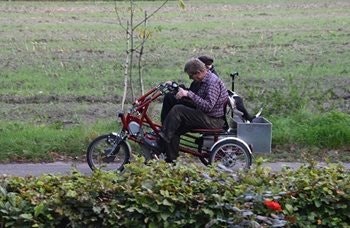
[0, 161, 349, 177]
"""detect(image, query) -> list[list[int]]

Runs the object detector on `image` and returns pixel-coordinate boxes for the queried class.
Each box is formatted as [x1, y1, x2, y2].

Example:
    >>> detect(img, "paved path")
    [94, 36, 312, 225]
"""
[0, 161, 349, 177]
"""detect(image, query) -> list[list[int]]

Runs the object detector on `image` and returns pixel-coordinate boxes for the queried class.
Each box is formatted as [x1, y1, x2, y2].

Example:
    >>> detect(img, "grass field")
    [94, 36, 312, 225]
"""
[0, 0, 349, 162]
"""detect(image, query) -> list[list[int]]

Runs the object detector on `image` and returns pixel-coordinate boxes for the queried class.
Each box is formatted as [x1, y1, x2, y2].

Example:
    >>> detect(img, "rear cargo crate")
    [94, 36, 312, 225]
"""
[237, 117, 272, 153]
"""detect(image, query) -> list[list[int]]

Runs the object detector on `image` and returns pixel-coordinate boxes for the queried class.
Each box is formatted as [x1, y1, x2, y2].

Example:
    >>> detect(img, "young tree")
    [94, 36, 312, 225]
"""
[115, 0, 185, 109]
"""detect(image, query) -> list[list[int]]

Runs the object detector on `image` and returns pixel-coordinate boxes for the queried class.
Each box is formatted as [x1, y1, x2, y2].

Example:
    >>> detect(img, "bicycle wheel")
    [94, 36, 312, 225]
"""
[209, 138, 252, 172]
[86, 134, 131, 172]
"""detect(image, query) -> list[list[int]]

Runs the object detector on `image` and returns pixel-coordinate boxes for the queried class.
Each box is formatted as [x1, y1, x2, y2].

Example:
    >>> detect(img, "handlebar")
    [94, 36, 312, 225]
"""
[129, 82, 179, 113]
[230, 71, 239, 91]
[159, 70, 239, 94]
[158, 81, 179, 94]
[159, 71, 239, 94]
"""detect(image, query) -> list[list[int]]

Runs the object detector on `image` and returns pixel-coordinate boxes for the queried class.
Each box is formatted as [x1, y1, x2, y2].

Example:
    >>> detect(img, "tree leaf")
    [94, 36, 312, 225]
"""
[314, 200, 321, 208]
[202, 208, 214, 217]
[66, 190, 77, 198]
[19, 213, 33, 220]
[285, 204, 294, 213]
[160, 212, 170, 221]
[178, 0, 185, 9]
[0, 186, 7, 196]
[162, 199, 173, 206]
[34, 203, 45, 217]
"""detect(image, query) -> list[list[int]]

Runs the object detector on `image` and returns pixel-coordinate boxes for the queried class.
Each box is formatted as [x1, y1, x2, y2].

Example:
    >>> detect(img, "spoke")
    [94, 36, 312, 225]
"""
[213, 143, 249, 171]
[90, 137, 126, 171]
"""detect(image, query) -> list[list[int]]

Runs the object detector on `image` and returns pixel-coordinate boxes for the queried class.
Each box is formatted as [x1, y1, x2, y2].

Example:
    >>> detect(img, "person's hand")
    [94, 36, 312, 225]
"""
[175, 87, 188, 99]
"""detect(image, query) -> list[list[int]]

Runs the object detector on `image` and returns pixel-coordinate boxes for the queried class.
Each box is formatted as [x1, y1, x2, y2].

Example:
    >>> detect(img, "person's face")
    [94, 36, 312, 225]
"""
[188, 70, 205, 81]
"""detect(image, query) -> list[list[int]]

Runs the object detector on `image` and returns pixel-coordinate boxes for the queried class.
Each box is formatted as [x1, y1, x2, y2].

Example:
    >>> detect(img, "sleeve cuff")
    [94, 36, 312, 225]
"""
[187, 91, 195, 100]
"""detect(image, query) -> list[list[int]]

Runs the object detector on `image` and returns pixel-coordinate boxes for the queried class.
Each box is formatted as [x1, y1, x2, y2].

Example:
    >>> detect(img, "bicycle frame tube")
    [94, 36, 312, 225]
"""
[119, 86, 162, 135]
[118, 85, 215, 159]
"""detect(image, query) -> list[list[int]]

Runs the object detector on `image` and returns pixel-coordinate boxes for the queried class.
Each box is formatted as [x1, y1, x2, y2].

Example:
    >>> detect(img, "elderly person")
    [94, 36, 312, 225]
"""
[160, 55, 218, 124]
[159, 58, 229, 163]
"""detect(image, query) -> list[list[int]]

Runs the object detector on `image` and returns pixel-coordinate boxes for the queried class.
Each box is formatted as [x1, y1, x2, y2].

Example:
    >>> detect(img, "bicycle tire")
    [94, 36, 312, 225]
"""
[86, 134, 131, 172]
[209, 138, 252, 172]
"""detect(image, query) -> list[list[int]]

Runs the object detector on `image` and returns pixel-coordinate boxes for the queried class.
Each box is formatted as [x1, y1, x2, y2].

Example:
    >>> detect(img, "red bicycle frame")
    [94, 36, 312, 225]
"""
[86, 76, 254, 172]
[117, 84, 224, 159]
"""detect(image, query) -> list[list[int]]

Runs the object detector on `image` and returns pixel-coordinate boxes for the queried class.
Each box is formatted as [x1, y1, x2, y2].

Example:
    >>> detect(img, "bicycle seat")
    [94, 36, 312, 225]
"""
[190, 128, 225, 134]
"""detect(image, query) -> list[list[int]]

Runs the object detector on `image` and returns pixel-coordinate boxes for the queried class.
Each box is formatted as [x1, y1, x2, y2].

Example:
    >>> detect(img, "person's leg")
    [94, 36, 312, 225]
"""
[162, 105, 224, 138]
[163, 135, 180, 162]
[161, 105, 225, 161]
[160, 93, 178, 124]
[161, 93, 198, 124]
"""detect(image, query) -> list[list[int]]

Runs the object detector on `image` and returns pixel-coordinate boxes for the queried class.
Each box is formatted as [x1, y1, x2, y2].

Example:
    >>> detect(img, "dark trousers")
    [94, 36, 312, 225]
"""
[161, 105, 225, 161]
[160, 93, 196, 124]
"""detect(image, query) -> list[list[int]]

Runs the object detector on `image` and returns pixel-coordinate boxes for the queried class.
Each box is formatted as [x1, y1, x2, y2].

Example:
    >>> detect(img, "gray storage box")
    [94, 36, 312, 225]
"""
[237, 117, 272, 153]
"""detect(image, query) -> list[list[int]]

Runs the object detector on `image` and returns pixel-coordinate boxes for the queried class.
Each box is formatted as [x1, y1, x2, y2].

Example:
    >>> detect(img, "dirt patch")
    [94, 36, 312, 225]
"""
[0, 96, 164, 126]
[0, 94, 121, 104]
[0, 101, 119, 125]
[0, 75, 349, 126]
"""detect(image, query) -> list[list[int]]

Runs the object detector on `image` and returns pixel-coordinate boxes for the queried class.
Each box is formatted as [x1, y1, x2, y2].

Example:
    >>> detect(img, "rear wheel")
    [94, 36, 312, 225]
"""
[209, 138, 252, 172]
[86, 134, 131, 172]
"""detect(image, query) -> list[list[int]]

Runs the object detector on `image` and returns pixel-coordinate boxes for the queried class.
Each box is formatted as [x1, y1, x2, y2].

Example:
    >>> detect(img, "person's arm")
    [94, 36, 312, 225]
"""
[188, 81, 200, 93]
[187, 81, 221, 113]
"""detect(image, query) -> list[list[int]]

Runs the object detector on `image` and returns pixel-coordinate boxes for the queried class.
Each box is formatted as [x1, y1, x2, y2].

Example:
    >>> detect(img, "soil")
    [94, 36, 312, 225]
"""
[1, 76, 348, 126]
[0, 95, 122, 125]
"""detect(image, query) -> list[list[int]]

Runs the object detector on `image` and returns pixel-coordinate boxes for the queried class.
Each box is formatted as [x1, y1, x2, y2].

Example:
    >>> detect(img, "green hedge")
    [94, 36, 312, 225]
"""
[1, 158, 349, 227]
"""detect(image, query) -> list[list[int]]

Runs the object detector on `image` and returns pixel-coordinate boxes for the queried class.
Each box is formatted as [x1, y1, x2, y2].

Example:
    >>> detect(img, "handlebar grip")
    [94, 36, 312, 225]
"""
[230, 72, 239, 78]
[158, 81, 179, 94]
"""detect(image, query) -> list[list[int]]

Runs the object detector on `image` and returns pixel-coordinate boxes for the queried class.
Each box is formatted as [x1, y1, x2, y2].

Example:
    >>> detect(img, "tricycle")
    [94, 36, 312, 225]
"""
[86, 72, 266, 172]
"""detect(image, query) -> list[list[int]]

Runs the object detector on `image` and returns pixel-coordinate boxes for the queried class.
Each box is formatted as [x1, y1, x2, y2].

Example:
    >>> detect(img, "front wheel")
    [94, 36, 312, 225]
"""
[209, 138, 252, 172]
[86, 134, 131, 172]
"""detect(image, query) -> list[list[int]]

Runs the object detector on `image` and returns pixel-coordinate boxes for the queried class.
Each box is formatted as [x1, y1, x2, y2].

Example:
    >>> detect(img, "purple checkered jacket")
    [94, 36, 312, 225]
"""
[187, 71, 228, 118]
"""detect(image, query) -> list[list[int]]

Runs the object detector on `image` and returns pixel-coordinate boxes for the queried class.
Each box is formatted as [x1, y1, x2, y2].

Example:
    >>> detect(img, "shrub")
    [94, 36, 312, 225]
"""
[1, 158, 349, 227]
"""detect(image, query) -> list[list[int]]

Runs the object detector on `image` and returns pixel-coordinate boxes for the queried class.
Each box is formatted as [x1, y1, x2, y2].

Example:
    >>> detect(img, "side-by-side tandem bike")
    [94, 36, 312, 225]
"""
[86, 72, 270, 172]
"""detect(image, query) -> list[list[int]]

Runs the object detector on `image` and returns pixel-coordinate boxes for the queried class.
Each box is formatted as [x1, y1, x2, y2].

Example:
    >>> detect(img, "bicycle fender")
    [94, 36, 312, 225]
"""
[209, 136, 252, 155]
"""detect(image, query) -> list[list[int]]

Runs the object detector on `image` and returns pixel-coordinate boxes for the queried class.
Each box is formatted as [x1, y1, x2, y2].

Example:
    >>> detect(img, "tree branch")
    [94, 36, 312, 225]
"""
[132, 0, 169, 30]
[114, 2, 127, 31]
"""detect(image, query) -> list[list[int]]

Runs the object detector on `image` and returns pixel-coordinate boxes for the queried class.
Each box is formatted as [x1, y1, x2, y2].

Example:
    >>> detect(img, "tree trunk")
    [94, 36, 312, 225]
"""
[121, 22, 130, 110]
[128, 0, 135, 101]
[138, 11, 148, 95]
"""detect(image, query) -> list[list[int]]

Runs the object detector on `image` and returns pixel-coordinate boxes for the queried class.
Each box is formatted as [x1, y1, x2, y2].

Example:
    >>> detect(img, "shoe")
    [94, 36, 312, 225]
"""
[165, 158, 176, 166]
[143, 137, 159, 150]
[159, 132, 170, 143]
